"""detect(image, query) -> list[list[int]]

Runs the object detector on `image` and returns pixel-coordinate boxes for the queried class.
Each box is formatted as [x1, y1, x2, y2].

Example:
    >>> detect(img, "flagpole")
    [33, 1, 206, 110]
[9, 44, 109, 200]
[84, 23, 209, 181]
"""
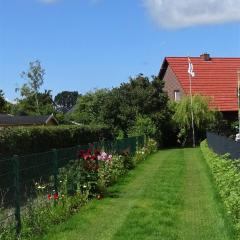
[188, 58, 195, 147]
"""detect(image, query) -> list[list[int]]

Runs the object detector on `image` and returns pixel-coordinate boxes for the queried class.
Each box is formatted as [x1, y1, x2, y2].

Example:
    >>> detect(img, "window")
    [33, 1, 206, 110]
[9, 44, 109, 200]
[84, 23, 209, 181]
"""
[174, 90, 181, 102]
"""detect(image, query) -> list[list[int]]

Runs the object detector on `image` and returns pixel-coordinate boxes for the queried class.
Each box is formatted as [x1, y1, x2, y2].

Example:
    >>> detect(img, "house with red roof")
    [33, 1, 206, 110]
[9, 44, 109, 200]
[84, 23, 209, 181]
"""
[159, 53, 240, 119]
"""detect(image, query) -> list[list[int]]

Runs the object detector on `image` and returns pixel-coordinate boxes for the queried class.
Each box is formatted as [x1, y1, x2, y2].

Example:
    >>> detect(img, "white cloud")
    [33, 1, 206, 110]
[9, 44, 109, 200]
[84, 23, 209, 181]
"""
[143, 0, 240, 29]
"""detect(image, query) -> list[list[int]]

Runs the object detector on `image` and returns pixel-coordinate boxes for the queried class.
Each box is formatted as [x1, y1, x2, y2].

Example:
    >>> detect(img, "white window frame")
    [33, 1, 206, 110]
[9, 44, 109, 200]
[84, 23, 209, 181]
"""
[174, 90, 181, 102]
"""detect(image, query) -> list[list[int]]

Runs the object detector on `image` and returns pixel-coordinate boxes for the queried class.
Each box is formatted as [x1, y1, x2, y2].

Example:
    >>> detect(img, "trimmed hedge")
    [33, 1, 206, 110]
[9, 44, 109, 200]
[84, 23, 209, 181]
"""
[201, 140, 240, 236]
[0, 125, 113, 157]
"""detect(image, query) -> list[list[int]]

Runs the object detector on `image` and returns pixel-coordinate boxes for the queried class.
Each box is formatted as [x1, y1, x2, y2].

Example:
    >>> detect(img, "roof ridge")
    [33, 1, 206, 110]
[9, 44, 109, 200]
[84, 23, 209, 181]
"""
[166, 56, 240, 59]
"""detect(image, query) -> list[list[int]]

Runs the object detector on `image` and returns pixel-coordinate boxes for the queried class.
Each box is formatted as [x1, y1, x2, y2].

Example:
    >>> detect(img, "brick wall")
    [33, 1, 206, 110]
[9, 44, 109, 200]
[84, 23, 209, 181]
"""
[163, 65, 185, 101]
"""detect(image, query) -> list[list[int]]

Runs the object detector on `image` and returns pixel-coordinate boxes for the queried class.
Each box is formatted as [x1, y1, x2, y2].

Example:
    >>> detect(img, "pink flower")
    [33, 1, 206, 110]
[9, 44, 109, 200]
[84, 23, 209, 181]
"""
[97, 151, 113, 161]
[101, 152, 108, 160]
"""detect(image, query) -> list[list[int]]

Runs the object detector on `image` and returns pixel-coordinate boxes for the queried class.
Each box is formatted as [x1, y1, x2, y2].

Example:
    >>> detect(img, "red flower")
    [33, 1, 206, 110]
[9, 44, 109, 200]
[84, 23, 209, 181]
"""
[53, 192, 59, 200]
[79, 148, 100, 172]
[87, 149, 91, 154]
[94, 149, 100, 156]
[47, 194, 52, 200]
[79, 150, 85, 158]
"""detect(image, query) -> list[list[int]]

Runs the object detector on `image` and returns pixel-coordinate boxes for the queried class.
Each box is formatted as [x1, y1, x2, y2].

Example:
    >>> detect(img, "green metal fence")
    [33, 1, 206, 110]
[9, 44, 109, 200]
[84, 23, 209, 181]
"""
[0, 135, 144, 237]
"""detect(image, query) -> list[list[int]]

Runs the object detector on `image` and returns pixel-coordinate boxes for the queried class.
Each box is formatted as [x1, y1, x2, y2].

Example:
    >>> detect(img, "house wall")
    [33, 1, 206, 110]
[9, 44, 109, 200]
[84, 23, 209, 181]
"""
[163, 65, 185, 101]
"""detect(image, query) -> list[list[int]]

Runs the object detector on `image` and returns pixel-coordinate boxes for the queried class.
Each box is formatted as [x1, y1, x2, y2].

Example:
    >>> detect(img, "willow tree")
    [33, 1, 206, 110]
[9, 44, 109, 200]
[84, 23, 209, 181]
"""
[173, 94, 216, 146]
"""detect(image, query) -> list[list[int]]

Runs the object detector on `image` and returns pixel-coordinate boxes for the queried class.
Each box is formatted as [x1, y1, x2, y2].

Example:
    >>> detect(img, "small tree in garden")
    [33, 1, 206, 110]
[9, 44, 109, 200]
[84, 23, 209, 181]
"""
[129, 114, 157, 138]
[173, 94, 216, 146]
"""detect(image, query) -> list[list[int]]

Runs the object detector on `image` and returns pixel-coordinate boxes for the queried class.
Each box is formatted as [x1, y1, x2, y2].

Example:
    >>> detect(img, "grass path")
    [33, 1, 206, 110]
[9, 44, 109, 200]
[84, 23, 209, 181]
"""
[41, 148, 236, 240]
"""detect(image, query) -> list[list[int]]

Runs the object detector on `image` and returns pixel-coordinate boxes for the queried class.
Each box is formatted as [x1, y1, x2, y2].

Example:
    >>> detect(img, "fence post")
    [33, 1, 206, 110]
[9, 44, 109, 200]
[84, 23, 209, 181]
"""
[52, 149, 59, 193]
[13, 155, 21, 237]
[131, 137, 136, 155]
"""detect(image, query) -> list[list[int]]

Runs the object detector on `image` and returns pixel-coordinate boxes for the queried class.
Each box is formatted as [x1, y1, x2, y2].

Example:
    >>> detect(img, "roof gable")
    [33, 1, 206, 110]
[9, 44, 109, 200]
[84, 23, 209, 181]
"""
[160, 56, 240, 111]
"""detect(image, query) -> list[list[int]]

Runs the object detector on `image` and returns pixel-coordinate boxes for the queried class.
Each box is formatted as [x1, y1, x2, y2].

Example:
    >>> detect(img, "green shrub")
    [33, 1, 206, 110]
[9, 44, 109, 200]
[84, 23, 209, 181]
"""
[0, 125, 113, 157]
[20, 191, 89, 239]
[98, 155, 126, 192]
[145, 138, 158, 154]
[128, 115, 157, 138]
[201, 140, 240, 235]
[133, 138, 157, 165]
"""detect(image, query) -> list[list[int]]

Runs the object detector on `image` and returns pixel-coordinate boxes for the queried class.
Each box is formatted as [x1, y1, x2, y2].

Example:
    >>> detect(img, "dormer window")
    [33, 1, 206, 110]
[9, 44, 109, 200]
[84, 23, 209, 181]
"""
[174, 90, 181, 102]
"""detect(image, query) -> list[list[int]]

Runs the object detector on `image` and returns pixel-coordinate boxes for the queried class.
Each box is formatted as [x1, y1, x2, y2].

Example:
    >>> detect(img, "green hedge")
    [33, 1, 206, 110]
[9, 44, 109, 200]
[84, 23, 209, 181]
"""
[0, 125, 113, 157]
[201, 140, 240, 236]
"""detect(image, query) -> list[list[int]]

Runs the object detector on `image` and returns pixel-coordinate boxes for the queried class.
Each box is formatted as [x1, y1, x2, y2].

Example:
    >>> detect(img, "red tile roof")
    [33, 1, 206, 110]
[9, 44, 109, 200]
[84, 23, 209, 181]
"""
[164, 56, 240, 111]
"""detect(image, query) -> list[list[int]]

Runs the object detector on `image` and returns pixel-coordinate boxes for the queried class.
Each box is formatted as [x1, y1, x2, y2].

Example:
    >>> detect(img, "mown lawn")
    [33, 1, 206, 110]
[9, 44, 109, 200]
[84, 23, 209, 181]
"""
[39, 148, 236, 240]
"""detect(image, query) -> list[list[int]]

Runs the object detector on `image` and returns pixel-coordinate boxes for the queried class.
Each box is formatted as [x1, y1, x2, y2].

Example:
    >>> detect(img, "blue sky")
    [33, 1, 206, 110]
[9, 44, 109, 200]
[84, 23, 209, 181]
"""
[1, 0, 240, 101]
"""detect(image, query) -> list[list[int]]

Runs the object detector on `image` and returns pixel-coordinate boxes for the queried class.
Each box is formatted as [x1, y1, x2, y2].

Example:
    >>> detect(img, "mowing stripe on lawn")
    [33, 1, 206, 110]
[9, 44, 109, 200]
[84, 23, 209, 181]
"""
[177, 148, 235, 240]
[40, 148, 236, 240]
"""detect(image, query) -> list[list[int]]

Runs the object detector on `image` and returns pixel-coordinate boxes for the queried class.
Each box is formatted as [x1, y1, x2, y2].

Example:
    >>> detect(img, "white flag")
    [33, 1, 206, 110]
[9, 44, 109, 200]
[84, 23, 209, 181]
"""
[188, 57, 195, 77]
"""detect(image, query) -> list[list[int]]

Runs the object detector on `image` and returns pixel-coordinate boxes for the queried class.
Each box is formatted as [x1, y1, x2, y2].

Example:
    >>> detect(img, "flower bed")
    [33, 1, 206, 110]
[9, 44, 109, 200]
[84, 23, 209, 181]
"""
[0, 138, 157, 240]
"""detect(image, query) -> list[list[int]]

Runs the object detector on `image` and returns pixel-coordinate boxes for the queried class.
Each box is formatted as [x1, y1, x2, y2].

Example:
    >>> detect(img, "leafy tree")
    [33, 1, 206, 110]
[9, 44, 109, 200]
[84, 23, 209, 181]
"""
[101, 75, 169, 138]
[173, 94, 216, 146]
[0, 89, 7, 112]
[69, 74, 170, 144]
[14, 60, 58, 116]
[68, 89, 109, 124]
[101, 87, 136, 136]
[128, 114, 157, 138]
[13, 90, 55, 116]
[16, 60, 45, 114]
[54, 91, 79, 113]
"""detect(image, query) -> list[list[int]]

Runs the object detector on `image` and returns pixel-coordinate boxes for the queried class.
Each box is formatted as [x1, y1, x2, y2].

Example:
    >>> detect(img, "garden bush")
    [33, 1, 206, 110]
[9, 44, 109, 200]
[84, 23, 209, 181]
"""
[201, 140, 240, 236]
[0, 125, 113, 157]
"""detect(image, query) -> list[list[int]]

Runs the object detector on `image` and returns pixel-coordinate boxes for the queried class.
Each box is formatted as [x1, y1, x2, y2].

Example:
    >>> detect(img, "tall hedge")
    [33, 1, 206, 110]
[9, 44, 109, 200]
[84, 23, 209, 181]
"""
[0, 125, 113, 157]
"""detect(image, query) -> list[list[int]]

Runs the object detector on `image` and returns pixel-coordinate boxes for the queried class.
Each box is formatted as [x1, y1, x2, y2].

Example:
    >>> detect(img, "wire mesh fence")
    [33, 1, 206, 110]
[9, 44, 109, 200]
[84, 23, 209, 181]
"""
[0, 135, 144, 237]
